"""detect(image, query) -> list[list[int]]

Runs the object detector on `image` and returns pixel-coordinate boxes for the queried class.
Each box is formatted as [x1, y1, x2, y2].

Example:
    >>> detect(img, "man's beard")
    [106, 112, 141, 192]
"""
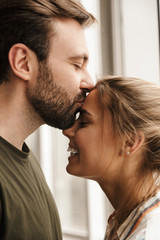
[26, 61, 85, 129]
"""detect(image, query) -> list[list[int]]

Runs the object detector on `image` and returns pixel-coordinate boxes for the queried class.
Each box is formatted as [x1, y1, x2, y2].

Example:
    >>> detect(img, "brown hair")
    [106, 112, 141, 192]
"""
[0, 0, 96, 83]
[95, 76, 160, 227]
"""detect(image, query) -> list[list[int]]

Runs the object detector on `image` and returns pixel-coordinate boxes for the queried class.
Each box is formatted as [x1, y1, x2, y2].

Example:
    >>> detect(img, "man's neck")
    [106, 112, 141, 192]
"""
[0, 113, 42, 150]
[0, 81, 43, 150]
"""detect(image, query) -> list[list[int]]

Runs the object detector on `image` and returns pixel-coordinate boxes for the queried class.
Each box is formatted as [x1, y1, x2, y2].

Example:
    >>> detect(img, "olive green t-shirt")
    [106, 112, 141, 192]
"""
[0, 137, 62, 240]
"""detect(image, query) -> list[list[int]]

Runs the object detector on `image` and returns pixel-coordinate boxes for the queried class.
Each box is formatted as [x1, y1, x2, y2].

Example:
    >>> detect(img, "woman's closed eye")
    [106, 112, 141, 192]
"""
[77, 110, 92, 128]
[78, 121, 87, 128]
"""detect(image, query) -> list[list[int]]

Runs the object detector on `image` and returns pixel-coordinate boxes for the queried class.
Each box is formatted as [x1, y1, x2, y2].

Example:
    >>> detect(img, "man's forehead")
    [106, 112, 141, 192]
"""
[50, 17, 89, 59]
[53, 17, 84, 35]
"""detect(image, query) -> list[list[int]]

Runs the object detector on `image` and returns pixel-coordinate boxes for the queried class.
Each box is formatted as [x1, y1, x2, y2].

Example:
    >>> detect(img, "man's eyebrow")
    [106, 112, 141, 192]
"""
[69, 54, 89, 62]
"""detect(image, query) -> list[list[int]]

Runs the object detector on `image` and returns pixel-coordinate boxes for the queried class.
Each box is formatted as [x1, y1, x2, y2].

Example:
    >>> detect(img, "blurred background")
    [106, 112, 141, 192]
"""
[26, 0, 160, 239]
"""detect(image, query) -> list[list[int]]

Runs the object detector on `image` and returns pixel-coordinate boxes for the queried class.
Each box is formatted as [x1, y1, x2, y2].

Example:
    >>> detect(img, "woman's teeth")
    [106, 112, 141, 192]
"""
[67, 146, 79, 156]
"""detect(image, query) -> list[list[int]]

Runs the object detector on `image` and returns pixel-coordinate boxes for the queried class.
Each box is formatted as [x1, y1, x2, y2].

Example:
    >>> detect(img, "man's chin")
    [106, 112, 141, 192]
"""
[46, 115, 76, 130]
[58, 106, 81, 130]
[59, 117, 76, 130]
[42, 102, 81, 130]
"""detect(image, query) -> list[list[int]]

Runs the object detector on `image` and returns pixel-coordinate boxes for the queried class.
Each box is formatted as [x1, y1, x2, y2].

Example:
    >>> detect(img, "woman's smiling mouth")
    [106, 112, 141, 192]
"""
[67, 146, 79, 157]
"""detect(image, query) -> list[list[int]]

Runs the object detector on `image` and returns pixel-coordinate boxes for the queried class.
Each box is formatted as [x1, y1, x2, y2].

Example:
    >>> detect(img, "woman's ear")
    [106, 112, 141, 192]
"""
[8, 43, 38, 81]
[124, 131, 145, 157]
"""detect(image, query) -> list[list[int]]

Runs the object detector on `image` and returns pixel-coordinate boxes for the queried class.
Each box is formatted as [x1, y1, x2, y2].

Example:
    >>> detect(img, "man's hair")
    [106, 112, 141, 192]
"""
[95, 76, 160, 226]
[0, 0, 96, 83]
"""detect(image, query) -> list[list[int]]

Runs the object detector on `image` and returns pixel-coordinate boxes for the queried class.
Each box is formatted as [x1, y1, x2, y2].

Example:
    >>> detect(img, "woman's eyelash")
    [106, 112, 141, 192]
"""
[78, 121, 87, 127]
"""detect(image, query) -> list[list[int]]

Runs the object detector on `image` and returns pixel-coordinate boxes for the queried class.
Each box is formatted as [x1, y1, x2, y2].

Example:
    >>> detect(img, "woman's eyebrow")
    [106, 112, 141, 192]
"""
[80, 109, 92, 116]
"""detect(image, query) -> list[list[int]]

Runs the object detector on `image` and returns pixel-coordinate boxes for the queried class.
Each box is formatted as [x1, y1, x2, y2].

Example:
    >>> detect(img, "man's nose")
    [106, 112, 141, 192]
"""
[80, 70, 94, 92]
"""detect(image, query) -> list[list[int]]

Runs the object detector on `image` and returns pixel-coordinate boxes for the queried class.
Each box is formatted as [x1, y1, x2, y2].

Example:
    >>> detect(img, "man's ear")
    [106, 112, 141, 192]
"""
[124, 131, 145, 156]
[8, 43, 37, 81]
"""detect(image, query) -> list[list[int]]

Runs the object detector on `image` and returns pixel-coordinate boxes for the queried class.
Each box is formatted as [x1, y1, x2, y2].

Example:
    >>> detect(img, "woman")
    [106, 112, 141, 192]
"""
[63, 76, 160, 240]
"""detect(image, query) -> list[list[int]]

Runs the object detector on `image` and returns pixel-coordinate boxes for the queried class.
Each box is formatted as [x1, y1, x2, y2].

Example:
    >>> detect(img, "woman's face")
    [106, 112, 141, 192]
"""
[63, 89, 122, 182]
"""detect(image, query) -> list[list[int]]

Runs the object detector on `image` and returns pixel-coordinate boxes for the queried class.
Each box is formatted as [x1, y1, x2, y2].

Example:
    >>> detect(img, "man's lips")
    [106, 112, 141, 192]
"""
[75, 91, 86, 104]
[76, 100, 84, 105]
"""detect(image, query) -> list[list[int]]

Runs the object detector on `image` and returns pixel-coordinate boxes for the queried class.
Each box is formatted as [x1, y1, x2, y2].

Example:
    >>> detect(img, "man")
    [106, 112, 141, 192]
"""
[0, 0, 96, 239]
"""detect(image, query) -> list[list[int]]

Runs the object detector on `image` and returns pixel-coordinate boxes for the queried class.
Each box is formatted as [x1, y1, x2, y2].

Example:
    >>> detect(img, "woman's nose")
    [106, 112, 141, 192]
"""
[62, 121, 78, 138]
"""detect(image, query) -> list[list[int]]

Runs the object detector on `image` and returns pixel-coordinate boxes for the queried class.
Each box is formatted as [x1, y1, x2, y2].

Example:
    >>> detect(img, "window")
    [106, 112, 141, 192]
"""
[111, 0, 160, 83]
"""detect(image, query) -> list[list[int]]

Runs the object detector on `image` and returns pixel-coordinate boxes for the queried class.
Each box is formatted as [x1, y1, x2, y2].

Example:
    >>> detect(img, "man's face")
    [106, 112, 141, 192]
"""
[27, 18, 94, 129]
[27, 19, 93, 129]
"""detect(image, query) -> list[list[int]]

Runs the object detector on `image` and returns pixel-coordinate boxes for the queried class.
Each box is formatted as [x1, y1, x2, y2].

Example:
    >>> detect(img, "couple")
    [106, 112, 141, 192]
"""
[0, 0, 160, 240]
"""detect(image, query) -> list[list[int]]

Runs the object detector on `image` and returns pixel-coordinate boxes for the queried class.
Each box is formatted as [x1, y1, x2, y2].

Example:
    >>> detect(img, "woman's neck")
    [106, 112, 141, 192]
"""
[99, 171, 157, 214]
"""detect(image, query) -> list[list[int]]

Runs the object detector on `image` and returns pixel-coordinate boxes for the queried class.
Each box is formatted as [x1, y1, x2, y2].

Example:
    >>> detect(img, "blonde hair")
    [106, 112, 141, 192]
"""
[95, 76, 160, 226]
[96, 76, 160, 170]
